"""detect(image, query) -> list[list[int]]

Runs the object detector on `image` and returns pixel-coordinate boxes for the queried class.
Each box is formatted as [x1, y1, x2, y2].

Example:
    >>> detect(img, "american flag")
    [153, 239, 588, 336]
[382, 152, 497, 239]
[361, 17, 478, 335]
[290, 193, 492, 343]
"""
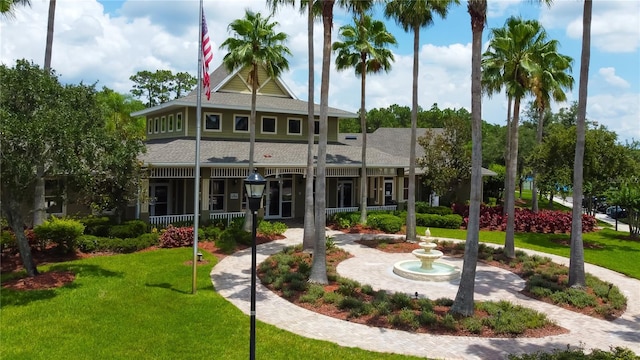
[201, 11, 213, 100]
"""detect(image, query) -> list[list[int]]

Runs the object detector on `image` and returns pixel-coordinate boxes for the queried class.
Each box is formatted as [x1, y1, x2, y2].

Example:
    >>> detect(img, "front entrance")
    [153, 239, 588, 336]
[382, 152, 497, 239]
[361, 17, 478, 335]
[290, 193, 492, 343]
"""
[265, 177, 293, 219]
[337, 180, 353, 207]
[150, 183, 169, 216]
[384, 178, 395, 205]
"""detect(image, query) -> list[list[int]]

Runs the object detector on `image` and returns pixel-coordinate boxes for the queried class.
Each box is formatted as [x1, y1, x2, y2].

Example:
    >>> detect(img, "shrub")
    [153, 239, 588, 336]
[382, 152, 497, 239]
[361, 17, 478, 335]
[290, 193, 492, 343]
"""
[415, 213, 462, 229]
[78, 216, 112, 236]
[389, 309, 419, 330]
[108, 220, 147, 239]
[330, 212, 361, 228]
[367, 214, 403, 233]
[417, 310, 438, 326]
[508, 346, 639, 360]
[1, 230, 17, 253]
[200, 225, 223, 241]
[440, 313, 457, 331]
[76, 233, 158, 253]
[415, 202, 454, 215]
[159, 225, 194, 248]
[34, 217, 85, 253]
[257, 220, 288, 237]
[336, 278, 360, 297]
[389, 292, 413, 311]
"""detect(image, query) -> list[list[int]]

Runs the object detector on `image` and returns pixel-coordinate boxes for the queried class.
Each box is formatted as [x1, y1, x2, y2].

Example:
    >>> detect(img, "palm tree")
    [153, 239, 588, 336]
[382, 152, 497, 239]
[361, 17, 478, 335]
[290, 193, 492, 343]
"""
[220, 10, 291, 231]
[449, 0, 485, 317]
[530, 44, 574, 212]
[384, 0, 458, 242]
[266, 0, 321, 251]
[482, 16, 551, 258]
[0, 0, 30, 17]
[332, 13, 396, 225]
[569, 0, 592, 288]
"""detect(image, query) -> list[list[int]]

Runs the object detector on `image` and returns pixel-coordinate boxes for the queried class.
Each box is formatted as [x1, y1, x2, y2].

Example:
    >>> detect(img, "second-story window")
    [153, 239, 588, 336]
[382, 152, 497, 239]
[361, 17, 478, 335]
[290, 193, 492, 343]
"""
[147, 118, 153, 135]
[168, 114, 174, 132]
[287, 118, 301, 135]
[205, 113, 222, 131]
[261, 116, 276, 134]
[176, 112, 183, 132]
[154, 117, 160, 133]
[160, 116, 166, 133]
[234, 115, 249, 133]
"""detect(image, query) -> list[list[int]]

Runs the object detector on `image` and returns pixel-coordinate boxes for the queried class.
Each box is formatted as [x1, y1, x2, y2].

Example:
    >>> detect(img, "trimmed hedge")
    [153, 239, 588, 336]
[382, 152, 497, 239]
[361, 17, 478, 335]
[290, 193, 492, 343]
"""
[108, 220, 148, 239]
[257, 220, 288, 237]
[415, 202, 453, 215]
[77, 233, 159, 253]
[415, 213, 463, 229]
[78, 216, 112, 236]
[367, 214, 403, 233]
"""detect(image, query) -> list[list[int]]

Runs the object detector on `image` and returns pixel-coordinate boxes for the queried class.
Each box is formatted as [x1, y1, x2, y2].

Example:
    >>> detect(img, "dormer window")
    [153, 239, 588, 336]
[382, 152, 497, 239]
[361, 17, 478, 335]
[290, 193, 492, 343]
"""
[234, 114, 249, 133]
[205, 113, 222, 131]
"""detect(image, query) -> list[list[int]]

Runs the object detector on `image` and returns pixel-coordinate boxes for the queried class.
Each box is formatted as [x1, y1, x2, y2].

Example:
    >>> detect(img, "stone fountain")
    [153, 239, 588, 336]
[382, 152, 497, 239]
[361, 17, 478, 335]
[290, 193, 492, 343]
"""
[392, 229, 460, 282]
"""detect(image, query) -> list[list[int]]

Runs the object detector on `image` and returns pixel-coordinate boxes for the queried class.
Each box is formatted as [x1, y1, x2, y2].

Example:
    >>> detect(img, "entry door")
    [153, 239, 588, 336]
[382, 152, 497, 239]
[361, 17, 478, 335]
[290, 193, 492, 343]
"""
[150, 183, 169, 216]
[384, 178, 394, 205]
[266, 179, 281, 219]
[338, 180, 353, 207]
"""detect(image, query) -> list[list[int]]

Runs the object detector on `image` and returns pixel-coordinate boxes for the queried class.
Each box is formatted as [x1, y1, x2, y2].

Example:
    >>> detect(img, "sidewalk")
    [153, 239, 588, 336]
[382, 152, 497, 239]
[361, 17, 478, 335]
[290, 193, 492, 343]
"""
[553, 196, 631, 233]
[211, 228, 640, 360]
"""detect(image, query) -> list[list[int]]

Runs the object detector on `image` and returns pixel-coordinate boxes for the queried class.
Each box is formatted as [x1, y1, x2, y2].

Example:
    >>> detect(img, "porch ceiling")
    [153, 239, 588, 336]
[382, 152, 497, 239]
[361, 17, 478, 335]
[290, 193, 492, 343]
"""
[140, 138, 408, 169]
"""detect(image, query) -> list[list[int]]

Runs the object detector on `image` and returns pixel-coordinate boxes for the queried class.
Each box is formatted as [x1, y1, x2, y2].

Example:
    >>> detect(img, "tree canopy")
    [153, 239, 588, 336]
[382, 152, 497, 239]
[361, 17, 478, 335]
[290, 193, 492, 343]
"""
[129, 70, 197, 107]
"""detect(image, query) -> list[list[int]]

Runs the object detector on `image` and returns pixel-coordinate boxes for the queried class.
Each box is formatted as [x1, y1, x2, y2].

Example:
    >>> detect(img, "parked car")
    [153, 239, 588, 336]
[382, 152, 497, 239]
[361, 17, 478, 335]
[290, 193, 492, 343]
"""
[606, 205, 627, 219]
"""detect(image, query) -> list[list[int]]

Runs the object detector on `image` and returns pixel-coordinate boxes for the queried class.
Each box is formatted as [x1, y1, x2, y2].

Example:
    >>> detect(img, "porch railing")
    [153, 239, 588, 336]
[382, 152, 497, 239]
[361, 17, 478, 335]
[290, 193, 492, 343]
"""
[149, 214, 195, 226]
[325, 205, 397, 218]
[209, 212, 246, 226]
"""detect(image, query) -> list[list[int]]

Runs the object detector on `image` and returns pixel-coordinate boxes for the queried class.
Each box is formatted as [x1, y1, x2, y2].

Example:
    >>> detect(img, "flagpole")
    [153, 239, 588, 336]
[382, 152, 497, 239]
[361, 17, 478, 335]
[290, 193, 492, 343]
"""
[192, 0, 204, 295]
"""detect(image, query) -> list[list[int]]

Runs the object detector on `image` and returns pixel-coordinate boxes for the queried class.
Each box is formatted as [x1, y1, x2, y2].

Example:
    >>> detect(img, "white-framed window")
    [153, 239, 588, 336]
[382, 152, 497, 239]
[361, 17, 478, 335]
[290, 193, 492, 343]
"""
[233, 114, 249, 133]
[204, 113, 222, 132]
[147, 118, 153, 135]
[209, 180, 225, 212]
[287, 118, 302, 135]
[403, 177, 409, 201]
[45, 179, 65, 216]
[314, 120, 320, 135]
[176, 112, 183, 131]
[154, 117, 160, 133]
[168, 114, 174, 132]
[160, 116, 166, 133]
[261, 116, 277, 134]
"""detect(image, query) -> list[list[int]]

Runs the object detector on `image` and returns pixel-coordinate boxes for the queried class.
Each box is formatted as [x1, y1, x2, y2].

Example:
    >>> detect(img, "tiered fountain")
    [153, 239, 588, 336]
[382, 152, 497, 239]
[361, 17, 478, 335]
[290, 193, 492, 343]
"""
[392, 229, 460, 282]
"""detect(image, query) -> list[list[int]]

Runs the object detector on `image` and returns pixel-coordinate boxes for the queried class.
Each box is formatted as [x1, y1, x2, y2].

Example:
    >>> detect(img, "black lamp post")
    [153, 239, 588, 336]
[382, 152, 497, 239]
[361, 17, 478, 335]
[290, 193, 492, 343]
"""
[244, 172, 266, 360]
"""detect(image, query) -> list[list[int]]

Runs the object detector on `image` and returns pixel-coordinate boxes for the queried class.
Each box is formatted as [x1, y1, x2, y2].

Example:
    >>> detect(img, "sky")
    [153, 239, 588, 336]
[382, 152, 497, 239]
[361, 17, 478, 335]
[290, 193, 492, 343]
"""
[1, 0, 639, 143]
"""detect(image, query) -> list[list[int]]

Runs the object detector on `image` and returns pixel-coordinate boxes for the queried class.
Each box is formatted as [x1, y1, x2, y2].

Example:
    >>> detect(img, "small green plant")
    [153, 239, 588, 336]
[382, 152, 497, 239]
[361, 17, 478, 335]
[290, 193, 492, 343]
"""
[34, 217, 85, 253]
[389, 292, 413, 311]
[389, 309, 419, 330]
[440, 313, 457, 331]
[325, 236, 336, 250]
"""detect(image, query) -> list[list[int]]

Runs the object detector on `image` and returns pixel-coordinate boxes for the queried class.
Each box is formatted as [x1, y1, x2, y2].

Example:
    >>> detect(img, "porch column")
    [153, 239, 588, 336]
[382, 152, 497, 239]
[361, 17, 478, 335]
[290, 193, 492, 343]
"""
[200, 168, 211, 223]
[140, 178, 150, 223]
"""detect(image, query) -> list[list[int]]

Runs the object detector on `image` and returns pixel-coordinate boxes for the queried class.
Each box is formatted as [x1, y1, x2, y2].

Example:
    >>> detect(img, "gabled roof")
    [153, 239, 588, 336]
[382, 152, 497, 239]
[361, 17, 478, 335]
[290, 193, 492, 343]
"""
[131, 64, 356, 118]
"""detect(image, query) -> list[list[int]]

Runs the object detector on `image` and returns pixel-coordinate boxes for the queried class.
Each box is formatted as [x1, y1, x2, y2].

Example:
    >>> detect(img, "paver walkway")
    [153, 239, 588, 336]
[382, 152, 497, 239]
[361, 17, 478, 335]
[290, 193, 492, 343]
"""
[211, 228, 640, 360]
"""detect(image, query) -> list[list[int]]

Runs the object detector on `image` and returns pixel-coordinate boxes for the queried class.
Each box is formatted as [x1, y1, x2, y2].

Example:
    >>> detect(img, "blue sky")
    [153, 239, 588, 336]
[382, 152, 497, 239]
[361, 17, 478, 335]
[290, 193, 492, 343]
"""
[1, 0, 638, 142]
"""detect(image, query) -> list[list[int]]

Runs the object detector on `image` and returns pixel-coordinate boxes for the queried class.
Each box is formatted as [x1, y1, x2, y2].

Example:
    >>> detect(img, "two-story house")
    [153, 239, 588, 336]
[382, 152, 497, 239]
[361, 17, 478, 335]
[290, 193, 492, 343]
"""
[132, 64, 408, 226]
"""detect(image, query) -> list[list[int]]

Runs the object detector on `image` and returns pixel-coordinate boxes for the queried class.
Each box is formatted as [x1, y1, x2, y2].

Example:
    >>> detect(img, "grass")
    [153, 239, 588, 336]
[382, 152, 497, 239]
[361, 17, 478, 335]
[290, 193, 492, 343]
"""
[1, 248, 421, 360]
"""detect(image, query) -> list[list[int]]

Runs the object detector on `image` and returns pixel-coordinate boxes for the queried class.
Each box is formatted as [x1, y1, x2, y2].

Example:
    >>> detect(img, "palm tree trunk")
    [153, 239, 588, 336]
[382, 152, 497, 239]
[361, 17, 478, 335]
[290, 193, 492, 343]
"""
[303, 0, 316, 250]
[503, 96, 512, 214]
[359, 58, 368, 224]
[244, 64, 258, 232]
[309, 0, 333, 285]
[569, 0, 591, 288]
[34, 0, 57, 227]
[532, 106, 544, 213]
[451, 0, 485, 317]
[504, 97, 521, 259]
[405, 25, 419, 242]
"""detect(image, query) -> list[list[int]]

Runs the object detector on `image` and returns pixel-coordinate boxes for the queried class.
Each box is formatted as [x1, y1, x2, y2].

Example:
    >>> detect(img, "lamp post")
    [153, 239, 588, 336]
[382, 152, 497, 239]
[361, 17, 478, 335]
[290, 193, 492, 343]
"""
[244, 172, 266, 360]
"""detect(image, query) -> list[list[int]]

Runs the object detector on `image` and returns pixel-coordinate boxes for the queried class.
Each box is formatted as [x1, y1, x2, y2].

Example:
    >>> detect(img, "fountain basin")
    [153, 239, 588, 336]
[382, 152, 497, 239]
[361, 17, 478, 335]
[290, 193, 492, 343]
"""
[393, 260, 460, 282]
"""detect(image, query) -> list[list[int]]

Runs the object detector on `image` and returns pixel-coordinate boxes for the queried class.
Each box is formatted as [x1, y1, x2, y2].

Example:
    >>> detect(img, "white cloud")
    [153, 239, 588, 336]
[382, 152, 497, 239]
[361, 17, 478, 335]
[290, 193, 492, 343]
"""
[598, 67, 630, 89]
[541, 0, 640, 53]
[588, 93, 640, 141]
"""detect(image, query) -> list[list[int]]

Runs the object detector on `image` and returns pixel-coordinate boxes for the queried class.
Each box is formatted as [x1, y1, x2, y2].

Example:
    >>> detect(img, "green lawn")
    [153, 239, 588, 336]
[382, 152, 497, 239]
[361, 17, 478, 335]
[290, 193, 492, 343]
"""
[1, 248, 421, 360]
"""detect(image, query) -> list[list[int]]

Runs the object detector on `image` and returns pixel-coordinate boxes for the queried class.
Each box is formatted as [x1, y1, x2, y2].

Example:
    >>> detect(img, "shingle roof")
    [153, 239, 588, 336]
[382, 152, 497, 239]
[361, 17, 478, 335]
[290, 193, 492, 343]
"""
[340, 128, 497, 176]
[140, 138, 408, 168]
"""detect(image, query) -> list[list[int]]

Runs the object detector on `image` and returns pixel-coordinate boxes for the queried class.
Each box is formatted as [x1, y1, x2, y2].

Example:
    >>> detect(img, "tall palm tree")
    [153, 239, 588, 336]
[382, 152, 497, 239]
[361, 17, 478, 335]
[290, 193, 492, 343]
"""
[449, 0, 485, 317]
[0, 0, 29, 17]
[220, 10, 291, 231]
[530, 44, 574, 212]
[333, 13, 397, 225]
[569, 0, 592, 288]
[266, 0, 321, 250]
[384, 0, 458, 242]
[482, 16, 550, 258]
